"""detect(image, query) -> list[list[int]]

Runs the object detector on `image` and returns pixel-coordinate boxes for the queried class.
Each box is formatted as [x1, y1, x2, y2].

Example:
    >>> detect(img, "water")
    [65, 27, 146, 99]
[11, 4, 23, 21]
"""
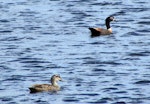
[0, 0, 150, 104]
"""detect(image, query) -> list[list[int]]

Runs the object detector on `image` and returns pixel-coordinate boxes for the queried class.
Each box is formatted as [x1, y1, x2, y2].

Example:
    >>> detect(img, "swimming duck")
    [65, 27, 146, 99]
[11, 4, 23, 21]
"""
[29, 74, 62, 93]
[89, 16, 115, 37]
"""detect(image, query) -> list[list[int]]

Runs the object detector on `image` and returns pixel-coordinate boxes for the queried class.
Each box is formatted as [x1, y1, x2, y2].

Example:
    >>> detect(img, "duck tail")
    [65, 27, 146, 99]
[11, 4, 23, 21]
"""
[88, 27, 94, 31]
[29, 87, 37, 93]
[88, 27, 100, 37]
[89, 27, 98, 33]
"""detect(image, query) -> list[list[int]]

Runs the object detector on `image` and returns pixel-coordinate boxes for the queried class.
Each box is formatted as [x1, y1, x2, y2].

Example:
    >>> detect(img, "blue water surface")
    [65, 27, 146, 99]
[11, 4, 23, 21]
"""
[0, 0, 150, 104]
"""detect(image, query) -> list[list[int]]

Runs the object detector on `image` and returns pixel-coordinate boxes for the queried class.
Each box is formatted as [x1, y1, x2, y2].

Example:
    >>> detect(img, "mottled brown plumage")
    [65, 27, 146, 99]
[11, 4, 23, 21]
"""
[89, 16, 115, 37]
[29, 75, 62, 93]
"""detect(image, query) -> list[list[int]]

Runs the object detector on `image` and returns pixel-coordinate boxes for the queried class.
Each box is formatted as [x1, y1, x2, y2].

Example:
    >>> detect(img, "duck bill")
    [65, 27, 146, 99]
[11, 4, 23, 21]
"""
[113, 19, 116, 21]
[60, 79, 65, 82]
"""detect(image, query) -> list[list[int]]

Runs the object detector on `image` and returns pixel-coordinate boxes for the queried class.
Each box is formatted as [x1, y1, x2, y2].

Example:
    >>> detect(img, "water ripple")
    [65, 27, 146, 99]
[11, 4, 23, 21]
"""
[0, 0, 150, 104]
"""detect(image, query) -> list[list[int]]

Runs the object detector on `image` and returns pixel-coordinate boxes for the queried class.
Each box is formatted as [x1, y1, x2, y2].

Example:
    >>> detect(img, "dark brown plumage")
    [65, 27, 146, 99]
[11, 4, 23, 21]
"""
[29, 75, 62, 93]
[89, 16, 115, 37]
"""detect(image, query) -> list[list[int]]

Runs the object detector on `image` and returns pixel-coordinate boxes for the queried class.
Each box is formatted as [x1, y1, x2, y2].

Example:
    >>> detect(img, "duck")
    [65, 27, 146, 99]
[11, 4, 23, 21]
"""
[89, 16, 115, 37]
[29, 74, 62, 93]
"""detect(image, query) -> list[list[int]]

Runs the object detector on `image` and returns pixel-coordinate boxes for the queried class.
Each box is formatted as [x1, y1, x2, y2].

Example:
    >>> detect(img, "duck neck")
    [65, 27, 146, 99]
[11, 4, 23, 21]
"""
[105, 20, 111, 29]
[51, 80, 58, 86]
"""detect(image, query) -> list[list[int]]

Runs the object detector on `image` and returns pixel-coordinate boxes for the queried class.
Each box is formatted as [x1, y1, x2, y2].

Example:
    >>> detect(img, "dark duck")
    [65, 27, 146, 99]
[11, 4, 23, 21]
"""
[89, 16, 115, 37]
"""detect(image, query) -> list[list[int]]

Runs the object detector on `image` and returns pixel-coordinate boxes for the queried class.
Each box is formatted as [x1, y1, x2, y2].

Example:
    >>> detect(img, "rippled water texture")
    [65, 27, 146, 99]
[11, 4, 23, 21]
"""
[0, 0, 150, 104]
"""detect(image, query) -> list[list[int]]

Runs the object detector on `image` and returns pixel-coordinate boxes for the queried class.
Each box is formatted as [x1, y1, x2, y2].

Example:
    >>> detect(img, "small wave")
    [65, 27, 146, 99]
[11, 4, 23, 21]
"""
[134, 80, 150, 84]
[128, 52, 148, 57]
[63, 97, 79, 102]
[0, 97, 13, 102]
[0, 30, 13, 33]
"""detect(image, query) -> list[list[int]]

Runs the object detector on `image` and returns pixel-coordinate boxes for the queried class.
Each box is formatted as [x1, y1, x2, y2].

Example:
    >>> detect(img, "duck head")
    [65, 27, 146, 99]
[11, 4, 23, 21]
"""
[106, 16, 115, 22]
[51, 74, 62, 86]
